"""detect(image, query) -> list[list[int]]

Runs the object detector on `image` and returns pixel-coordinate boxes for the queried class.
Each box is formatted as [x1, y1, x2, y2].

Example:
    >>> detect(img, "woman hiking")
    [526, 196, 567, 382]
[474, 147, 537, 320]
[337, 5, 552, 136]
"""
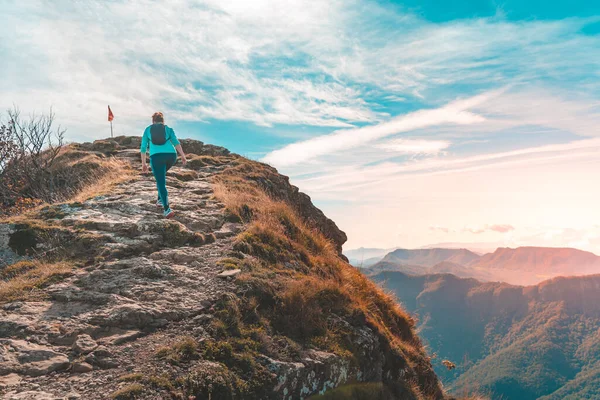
[140, 112, 187, 219]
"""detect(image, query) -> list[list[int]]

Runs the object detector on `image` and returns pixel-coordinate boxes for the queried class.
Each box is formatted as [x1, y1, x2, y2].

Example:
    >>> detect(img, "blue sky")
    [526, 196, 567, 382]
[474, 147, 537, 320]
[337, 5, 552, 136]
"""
[2, 0, 600, 252]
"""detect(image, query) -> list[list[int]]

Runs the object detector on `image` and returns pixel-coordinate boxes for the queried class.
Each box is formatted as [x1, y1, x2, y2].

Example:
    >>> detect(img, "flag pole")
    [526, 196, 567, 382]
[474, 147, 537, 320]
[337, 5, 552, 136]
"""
[108, 105, 114, 138]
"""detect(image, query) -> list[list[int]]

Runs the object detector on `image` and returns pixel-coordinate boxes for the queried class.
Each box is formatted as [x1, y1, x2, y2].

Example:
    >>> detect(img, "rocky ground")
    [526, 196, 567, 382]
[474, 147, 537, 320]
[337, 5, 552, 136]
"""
[1, 147, 243, 399]
[1, 138, 447, 400]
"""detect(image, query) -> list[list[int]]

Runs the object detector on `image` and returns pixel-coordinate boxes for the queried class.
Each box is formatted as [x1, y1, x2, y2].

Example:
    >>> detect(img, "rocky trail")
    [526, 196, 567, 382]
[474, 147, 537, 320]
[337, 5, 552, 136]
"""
[1, 148, 243, 399]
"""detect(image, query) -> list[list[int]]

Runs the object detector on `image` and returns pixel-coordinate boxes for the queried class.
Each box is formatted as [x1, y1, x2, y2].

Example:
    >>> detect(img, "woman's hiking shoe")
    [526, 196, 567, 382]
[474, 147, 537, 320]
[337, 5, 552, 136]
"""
[164, 208, 175, 219]
[156, 199, 163, 208]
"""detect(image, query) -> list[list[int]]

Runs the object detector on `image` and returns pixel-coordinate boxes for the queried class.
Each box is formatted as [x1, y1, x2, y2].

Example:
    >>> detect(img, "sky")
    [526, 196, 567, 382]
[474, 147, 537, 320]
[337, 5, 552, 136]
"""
[2, 0, 600, 253]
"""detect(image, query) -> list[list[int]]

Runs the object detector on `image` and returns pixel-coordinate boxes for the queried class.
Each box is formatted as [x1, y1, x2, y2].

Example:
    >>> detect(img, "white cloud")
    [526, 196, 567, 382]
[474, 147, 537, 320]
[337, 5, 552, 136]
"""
[289, 136, 600, 194]
[3, 2, 600, 142]
[262, 93, 488, 166]
[376, 139, 450, 155]
[0, 0, 377, 138]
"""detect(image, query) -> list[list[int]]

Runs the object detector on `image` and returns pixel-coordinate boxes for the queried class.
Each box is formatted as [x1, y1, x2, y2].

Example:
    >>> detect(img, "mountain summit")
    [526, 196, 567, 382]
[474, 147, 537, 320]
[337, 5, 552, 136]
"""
[0, 137, 454, 400]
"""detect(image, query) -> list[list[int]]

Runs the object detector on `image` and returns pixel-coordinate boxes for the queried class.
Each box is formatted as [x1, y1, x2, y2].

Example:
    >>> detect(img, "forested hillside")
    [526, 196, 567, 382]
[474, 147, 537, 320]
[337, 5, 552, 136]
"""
[372, 271, 600, 399]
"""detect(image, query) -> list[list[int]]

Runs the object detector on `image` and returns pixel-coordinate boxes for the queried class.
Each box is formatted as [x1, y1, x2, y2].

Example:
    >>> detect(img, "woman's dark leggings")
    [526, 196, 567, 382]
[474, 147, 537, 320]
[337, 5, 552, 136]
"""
[150, 153, 177, 211]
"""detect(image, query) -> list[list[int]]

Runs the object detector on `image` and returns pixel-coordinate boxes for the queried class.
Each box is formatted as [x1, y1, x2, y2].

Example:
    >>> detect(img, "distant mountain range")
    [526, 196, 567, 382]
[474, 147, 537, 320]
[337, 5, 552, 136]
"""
[358, 246, 600, 285]
[370, 271, 600, 400]
[344, 242, 500, 266]
[382, 248, 481, 267]
[344, 247, 400, 267]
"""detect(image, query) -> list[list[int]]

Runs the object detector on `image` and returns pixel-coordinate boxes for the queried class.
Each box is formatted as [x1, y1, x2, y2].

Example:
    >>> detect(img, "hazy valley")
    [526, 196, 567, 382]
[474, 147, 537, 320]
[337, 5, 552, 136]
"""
[355, 246, 600, 399]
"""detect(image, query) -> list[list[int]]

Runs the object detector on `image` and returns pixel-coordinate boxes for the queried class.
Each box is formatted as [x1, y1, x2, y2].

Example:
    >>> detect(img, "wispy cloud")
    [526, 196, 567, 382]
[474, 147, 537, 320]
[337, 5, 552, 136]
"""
[290, 136, 600, 194]
[262, 93, 489, 166]
[0, 0, 380, 138]
[430, 224, 515, 235]
[3, 2, 600, 141]
[462, 225, 516, 234]
[430, 226, 450, 234]
[489, 224, 515, 233]
[375, 139, 451, 155]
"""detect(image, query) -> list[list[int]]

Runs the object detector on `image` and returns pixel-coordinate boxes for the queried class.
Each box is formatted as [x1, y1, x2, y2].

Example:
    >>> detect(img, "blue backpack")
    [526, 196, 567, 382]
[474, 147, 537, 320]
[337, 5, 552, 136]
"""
[150, 124, 169, 145]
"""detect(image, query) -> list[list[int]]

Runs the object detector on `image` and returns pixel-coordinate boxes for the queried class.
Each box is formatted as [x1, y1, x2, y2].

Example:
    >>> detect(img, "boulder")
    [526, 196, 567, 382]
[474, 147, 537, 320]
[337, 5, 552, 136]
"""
[0, 339, 70, 377]
[72, 334, 98, 355]
[72, 361, 94, 373]
[84, 346, 119, 369]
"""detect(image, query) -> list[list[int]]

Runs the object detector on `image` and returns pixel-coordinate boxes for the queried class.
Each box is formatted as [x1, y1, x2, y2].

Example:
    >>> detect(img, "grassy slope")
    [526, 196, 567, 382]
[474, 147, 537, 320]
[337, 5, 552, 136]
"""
[210, 155, 445, 399]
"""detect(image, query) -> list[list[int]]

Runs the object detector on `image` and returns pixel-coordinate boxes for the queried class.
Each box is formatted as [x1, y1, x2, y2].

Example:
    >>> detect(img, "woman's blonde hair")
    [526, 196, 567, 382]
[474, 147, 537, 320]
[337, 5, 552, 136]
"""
[152, 112, 164, 124]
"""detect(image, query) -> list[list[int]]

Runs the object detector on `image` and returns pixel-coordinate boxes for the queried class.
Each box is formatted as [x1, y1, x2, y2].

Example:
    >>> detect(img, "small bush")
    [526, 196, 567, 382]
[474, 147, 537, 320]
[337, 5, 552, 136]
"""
[118, 373, 144, 382]
[110, 383, 144, 400]
[155, 336, 199, 364]
[184, 363, 246, 400]
[210, 294, 242, 337]
[198, 339, 275, 399]
[275, 277, 350, 341]
[0, 108, 65, 211]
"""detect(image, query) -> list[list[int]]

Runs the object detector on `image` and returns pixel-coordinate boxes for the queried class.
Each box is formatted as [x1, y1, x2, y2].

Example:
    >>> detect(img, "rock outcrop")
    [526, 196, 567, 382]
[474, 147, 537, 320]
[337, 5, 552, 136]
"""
[0, 137, 444, 399]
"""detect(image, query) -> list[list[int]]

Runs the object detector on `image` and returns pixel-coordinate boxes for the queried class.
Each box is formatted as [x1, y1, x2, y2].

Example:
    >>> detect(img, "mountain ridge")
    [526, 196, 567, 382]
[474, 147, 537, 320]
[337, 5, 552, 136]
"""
[0, 136, 451, 400]
[370, 270, 600, 399]
[468, 246, 600, 272]
[367, 246, 600, 285]
[382, 248, 481, 267]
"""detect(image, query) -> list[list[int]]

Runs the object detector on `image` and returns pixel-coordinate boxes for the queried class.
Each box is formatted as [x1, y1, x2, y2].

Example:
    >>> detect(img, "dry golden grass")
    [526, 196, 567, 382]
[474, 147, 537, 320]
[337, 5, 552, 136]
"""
[187, 154, 232, 169]
[214, 177, 418, 347]
[210, 157, 447, 397]
[69, 157, 134, 203]
[0, 260, 73, 303]
[1, 147, 134, 223]
[213, 161, 427, 357]
[449, 383, 490, 400]
[110, 383, 144, 400]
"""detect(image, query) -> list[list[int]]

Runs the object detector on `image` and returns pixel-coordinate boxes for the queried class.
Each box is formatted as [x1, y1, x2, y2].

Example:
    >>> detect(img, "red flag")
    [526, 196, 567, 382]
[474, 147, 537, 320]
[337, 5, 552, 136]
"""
[108, 105, 114, 122]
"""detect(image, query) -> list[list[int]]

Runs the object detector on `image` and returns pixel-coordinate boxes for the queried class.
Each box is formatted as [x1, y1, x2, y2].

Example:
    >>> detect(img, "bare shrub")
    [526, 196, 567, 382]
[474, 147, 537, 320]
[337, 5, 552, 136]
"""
[0, 121, 18, 173]
[0, 107, 66, 211]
